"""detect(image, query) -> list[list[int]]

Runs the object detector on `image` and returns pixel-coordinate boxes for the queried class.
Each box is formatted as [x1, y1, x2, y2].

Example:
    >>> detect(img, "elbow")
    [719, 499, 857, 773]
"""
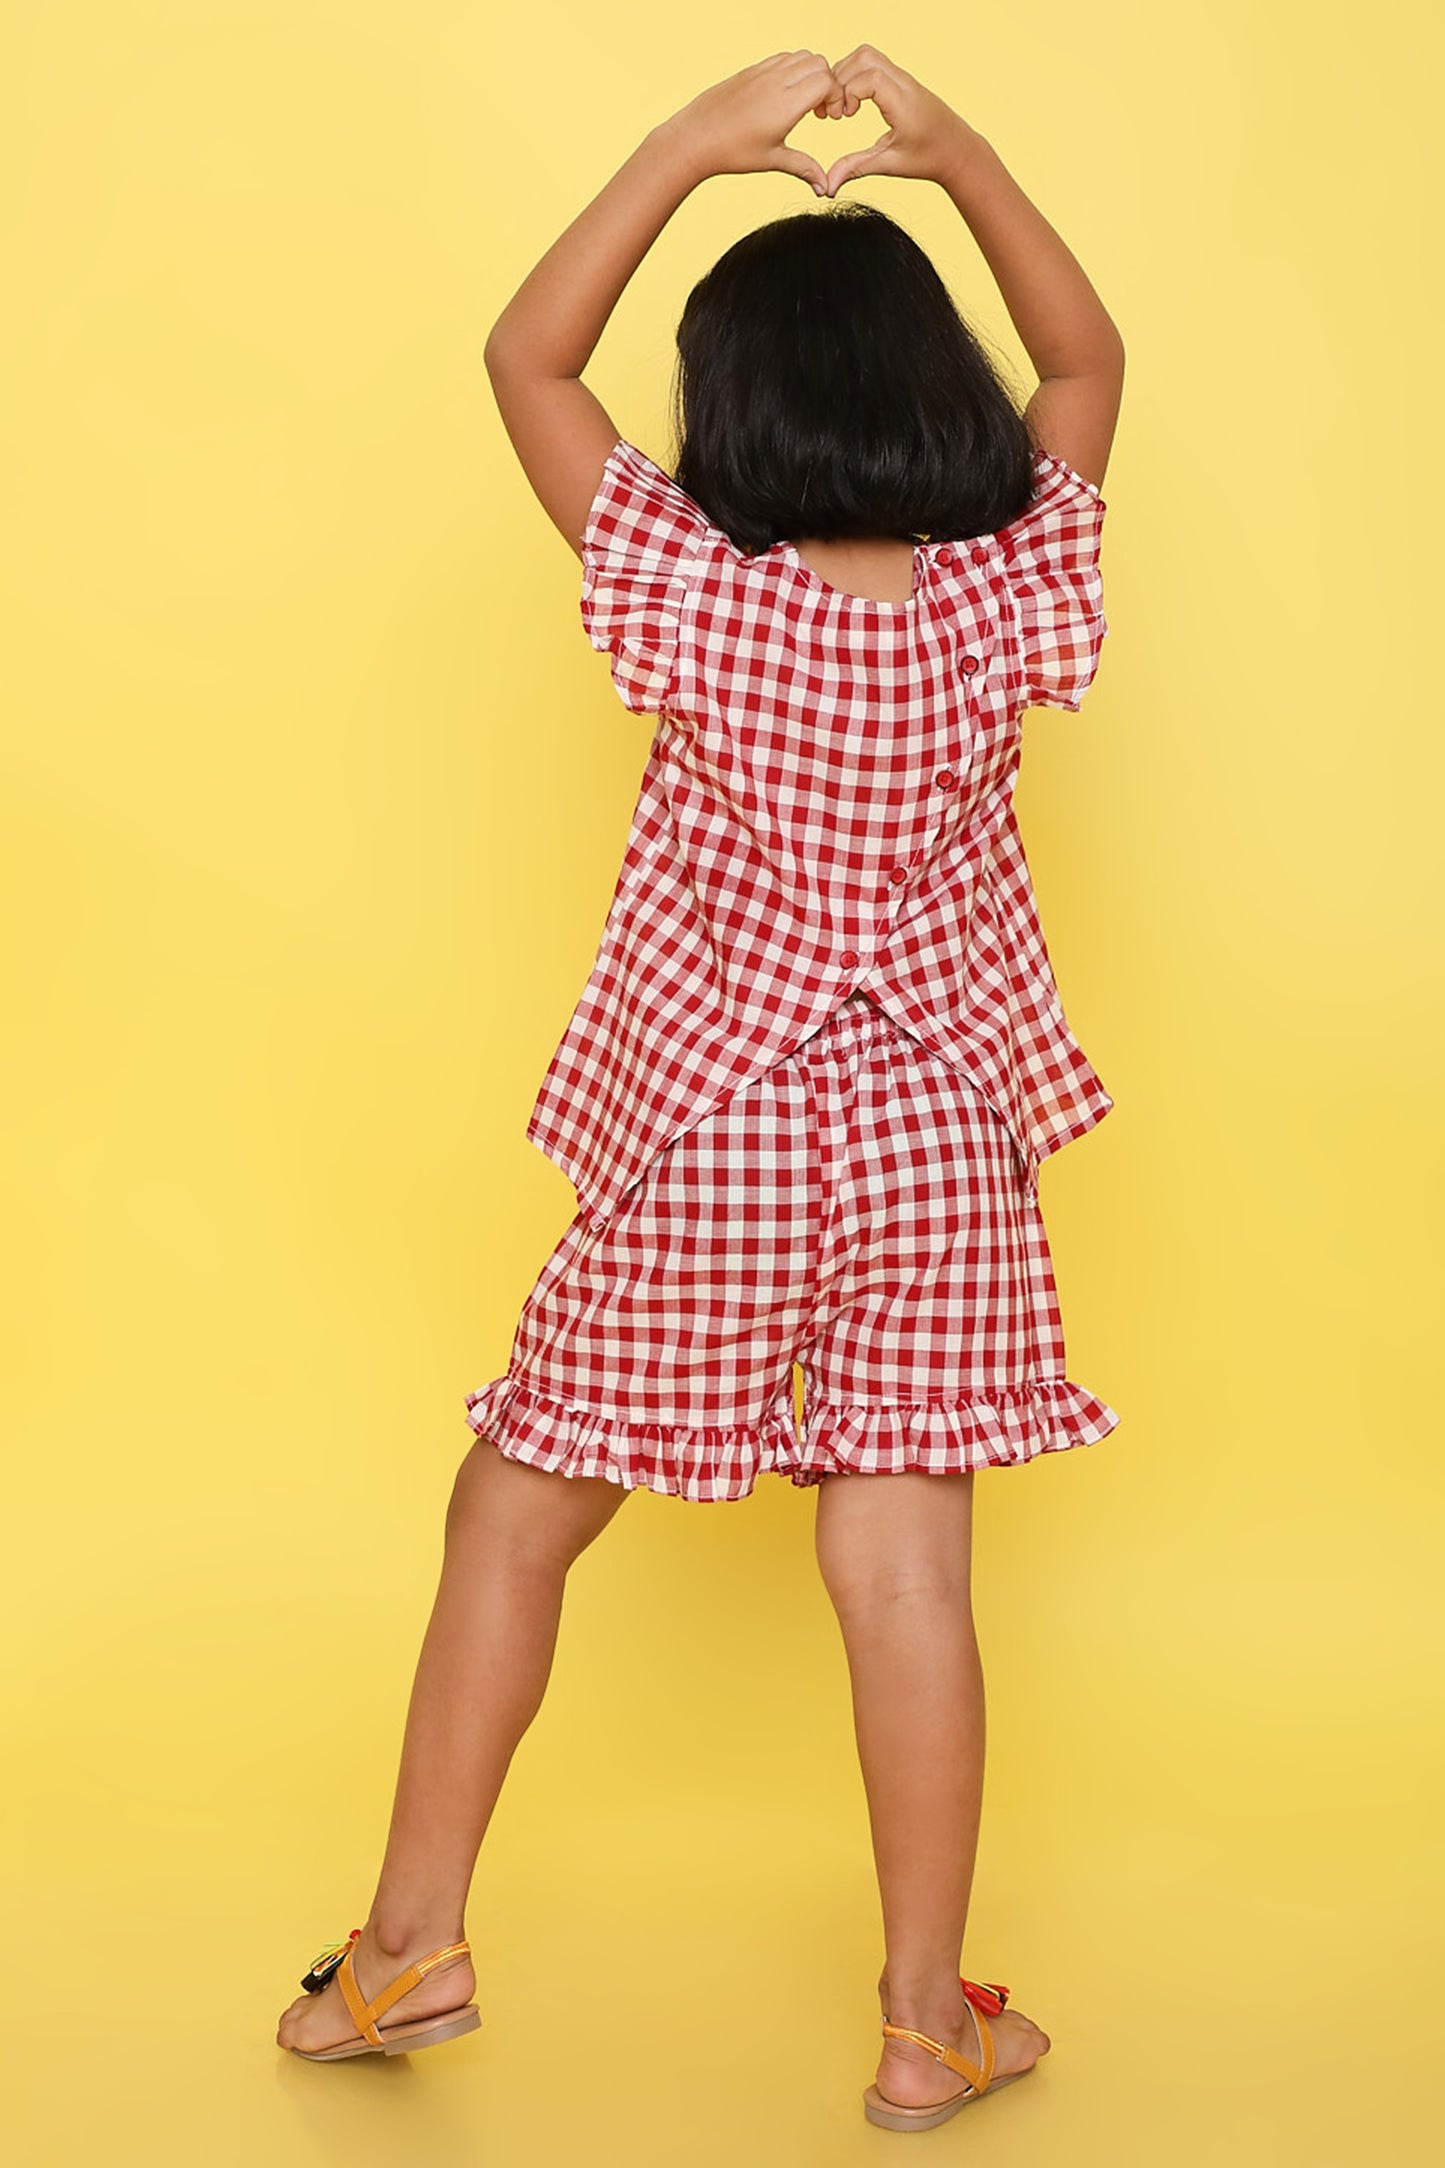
[483, 321, 529, 379]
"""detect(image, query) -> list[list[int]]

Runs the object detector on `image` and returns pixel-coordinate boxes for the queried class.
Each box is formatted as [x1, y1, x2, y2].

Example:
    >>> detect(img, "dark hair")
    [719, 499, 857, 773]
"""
[668, 200, 1037, 557]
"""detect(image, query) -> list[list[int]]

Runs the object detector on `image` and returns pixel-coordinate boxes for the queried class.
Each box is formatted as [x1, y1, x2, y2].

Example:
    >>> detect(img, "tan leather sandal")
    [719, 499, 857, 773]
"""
[287, 1927, 482, 2061]
[863, 1974, 1032, 2131]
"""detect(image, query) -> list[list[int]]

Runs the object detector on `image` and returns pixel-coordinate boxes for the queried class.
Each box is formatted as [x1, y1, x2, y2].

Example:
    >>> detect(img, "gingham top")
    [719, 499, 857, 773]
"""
[527, 436, 1115, 1228]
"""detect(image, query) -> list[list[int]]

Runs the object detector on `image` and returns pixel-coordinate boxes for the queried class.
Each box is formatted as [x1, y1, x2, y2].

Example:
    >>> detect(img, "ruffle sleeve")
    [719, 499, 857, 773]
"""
[999, 445, 1111, 712]
[579, 438, 715, 716]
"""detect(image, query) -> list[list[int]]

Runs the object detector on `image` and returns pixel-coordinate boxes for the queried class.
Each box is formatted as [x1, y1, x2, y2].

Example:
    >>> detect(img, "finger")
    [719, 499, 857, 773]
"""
[834, 62, 896, 108]
[804, 54, 856, 122]
[823, 139, 896, 194]
[825, 54, 897, 98]
[831, 43, 903, 74]
[825, 51, 907, 109]
[781, 60, 843, 129]
[782, 57, 843, 101]
[772, 146, 829, 194]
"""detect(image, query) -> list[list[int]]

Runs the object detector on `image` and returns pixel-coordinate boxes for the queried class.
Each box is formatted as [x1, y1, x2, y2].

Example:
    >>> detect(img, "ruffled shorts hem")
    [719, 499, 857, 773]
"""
[787, 1380, 1120, 1486]
[463, 1372, 1119, 1504]
[463, 1373, 797, 1503]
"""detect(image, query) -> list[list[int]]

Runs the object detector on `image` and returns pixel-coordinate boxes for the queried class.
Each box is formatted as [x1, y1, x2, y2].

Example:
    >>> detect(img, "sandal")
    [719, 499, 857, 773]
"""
[863, 1975, 1032, 2131]
[287, 1927, 482, 2061]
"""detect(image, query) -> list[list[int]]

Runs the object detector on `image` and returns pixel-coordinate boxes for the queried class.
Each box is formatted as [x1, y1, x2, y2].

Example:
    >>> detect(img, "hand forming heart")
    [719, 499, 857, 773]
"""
[675, 47, 980, 199]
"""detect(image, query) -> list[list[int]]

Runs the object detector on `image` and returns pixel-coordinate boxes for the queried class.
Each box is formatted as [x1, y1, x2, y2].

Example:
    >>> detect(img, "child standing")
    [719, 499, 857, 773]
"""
[278, 48, 1124, 2131]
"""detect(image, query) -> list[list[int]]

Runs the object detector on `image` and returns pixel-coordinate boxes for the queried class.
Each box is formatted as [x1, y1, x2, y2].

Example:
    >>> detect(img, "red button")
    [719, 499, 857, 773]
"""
[888, 867, 908, 884]
[961, 655, 980, 673]
[839, 950, 859, 969]
[935, 768, 957, 789]
[936, 545, 956, 567]
[970, 546, 990, 565]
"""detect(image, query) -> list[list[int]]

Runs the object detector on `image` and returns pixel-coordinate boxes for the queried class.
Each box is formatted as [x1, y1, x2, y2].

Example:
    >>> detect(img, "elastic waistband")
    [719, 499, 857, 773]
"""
[798, 994, 915, 1060]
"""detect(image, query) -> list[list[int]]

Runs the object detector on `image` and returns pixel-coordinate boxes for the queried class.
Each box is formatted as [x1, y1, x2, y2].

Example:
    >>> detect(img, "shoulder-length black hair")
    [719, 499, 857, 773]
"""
[669, 200, 1037, 556]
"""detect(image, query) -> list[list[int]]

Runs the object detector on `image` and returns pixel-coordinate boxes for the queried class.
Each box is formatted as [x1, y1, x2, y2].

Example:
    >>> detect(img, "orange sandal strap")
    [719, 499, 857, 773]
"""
[337, 1938, 473, 2049]
[881, 1994, 997, 2094]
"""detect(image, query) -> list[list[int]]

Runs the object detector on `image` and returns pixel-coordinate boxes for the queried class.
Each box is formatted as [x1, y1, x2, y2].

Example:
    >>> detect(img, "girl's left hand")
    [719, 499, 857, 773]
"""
[665, 52, 843, 192]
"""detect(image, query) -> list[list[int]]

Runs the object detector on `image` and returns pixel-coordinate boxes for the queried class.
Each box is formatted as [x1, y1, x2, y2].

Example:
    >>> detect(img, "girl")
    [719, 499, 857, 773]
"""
[277, 48, 1124, 2133]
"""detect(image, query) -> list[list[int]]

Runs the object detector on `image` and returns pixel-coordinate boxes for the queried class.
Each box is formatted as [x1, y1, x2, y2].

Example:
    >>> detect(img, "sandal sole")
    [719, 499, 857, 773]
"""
[862, 2064, 1031, 2130]
[290, 2004, 482, 2061]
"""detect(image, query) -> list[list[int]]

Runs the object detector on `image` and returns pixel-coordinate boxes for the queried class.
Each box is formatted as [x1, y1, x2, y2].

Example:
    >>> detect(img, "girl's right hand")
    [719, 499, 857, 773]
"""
[817, 47, 982, 196]
[664, 52, 843, 193]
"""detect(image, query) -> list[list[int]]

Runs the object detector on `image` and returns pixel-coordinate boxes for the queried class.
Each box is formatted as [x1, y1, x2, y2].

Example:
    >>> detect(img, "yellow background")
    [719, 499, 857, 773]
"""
[3, 4, 1439, 2162]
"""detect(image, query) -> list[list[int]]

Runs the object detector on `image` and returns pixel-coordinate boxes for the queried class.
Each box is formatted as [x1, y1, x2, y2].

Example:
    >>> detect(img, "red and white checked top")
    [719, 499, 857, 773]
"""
[527, 436, 1114, 1228]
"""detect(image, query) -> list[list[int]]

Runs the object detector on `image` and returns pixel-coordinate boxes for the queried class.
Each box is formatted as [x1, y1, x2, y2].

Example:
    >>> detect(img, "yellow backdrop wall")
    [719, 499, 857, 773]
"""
[3, 4, 1439, 2162]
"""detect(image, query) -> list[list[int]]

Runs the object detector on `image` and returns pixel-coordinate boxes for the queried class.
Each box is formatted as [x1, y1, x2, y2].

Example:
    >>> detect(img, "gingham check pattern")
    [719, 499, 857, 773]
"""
[527, 437, 1114, 1230]
[469, 999, 1119, 1502]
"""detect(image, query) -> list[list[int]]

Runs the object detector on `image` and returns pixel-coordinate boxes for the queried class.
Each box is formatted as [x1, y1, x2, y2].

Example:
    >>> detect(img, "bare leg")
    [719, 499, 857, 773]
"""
[276, 1436, 631, 2052]
[813, 1469, 1050, 2106]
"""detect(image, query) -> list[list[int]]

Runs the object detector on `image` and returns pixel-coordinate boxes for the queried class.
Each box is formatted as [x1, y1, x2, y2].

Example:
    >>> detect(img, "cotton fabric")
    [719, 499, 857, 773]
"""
[466, 995, 1119, 1502]
[527, 436, 1114, 1233]
[464, 430, 1121, 1497]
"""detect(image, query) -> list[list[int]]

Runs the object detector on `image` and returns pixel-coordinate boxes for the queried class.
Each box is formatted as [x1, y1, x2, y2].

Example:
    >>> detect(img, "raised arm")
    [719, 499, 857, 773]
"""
[819, 48, 1125, 491]
[484, 53, 842, 556]
[483, 127, 704, 558]
[937, 137, 1124, 491]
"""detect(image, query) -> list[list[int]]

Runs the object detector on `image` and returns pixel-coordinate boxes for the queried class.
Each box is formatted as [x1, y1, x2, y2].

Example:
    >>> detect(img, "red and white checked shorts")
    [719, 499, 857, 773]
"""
[464, 996, 1119, 1503]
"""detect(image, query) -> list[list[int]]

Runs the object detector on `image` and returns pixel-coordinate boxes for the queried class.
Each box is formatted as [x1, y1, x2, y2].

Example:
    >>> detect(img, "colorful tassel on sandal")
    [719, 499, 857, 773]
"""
[299, 1928, 361, 1995]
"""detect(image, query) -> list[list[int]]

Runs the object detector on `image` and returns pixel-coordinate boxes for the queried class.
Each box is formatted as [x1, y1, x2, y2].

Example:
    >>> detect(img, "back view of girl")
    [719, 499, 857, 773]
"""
[278, 48, 1125, 2131]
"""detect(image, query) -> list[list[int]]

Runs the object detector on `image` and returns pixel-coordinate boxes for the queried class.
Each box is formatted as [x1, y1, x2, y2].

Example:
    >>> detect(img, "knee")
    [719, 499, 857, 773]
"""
[444, 1437, 550, 1559]
[445, 1435, 615, 1575]
[814, 1481, 975, 1616]
[818, 1557, 974, 1619]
